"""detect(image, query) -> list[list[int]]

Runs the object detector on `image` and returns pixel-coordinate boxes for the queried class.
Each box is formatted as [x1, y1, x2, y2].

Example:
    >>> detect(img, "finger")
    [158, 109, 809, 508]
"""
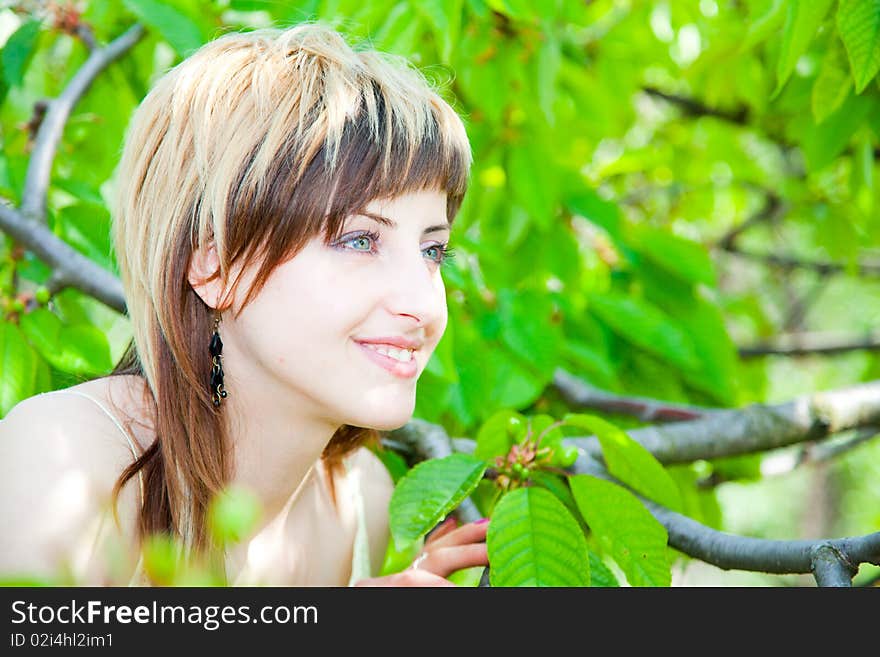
[400, 569, 458, 587]
[428, 518, 489, 549]
[354, 570, 457, 587]
[425, 516, 458, 543]
[422, 543, 489, 578]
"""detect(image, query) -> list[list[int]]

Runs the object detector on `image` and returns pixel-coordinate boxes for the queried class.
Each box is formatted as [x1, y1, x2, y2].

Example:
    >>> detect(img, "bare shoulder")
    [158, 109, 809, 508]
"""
[0, 377, 150, 581]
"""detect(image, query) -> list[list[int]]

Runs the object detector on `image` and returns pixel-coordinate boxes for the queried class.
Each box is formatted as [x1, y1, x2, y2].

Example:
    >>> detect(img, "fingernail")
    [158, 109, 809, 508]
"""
[473, 517, 490, 525]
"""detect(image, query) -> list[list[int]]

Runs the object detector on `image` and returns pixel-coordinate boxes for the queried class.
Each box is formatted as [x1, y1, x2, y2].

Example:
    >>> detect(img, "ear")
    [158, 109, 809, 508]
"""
[187, 240, 225, 309]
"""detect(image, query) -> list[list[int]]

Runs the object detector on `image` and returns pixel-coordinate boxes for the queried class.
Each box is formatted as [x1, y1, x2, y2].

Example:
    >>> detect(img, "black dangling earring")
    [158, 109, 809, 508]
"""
[209, 312, 228, 408]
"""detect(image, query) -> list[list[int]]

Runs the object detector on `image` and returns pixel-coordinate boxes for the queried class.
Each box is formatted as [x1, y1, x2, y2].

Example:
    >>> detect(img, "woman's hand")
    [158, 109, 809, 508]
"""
[352, 516, 489, 587]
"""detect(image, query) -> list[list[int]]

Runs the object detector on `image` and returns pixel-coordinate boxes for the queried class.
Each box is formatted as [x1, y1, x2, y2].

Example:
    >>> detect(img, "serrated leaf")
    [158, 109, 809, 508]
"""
[123, 0, 204, 57]
[775, 0, 834, 95]
[562, 413, 682, 511]
[838, 0, 880, 93]
[389, 454, 486, 549]
[2, 19, 41, 87]
[529, 470, 587, 532]
[588, 550, 619, 587]
[570, 475, 671, 587]
[487, 487, 590, 586]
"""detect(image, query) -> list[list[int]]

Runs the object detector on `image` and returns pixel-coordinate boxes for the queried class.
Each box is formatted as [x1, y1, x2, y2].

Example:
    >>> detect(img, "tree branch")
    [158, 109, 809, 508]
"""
[560, 450, 879, 585]
[416, 431, 880, 585]
[553, 368, 712, 422]
[720, 246, 880, 277]
[0, 202, 126, 312]
[560, 375, 880, 465]
[20, 23, 145, 224]
[738, 331, 880, 358]
[811, 545, 857, 587]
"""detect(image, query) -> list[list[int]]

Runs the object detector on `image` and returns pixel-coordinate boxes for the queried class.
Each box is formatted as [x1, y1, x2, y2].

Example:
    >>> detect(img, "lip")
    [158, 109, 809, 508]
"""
[354, 340, 419, 379]
[354, 335, 424, 350]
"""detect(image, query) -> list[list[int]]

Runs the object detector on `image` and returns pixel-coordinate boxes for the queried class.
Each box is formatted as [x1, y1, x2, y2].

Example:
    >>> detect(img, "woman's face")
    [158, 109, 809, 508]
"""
[202, 188, 451, 431]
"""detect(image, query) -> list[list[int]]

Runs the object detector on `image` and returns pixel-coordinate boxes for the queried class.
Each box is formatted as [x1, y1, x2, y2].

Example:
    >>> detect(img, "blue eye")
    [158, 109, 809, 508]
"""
[337, 230, 380, 253]
[334, 230, 456, 267]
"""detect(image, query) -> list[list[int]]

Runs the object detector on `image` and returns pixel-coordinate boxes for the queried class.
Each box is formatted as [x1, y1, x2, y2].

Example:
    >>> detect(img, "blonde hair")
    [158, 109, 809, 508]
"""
[108, 21, 472, 566]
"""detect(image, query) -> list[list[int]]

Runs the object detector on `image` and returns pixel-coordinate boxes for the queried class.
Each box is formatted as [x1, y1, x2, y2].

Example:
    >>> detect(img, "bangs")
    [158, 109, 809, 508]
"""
[212, 30, 472, 314]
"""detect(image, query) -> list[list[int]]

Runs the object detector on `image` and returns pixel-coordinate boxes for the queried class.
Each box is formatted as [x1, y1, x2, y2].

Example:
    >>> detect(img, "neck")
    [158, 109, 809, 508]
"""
[220, 347, 340, 528]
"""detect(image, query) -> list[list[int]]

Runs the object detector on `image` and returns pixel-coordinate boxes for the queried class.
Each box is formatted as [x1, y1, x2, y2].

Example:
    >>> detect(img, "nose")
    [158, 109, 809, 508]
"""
[380, 250, 446, 329]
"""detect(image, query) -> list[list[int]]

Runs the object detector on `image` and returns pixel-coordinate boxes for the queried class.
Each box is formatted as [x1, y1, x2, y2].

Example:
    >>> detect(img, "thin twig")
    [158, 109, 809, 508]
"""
[716, 192, 784, 250]
[721, 247, 880, 277]
[739, 331, 880, 358]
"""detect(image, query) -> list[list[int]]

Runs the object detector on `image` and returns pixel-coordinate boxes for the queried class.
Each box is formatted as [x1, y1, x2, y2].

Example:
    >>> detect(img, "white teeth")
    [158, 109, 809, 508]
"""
[363, 343, 414, 362]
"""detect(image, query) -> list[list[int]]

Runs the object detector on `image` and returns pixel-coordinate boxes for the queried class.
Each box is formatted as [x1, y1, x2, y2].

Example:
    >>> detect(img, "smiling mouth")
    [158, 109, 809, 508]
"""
[354, 340, 419, 378]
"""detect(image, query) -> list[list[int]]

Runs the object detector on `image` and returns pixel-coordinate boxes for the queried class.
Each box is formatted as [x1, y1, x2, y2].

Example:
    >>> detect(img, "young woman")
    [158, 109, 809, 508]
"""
[0, 22, 489, 586]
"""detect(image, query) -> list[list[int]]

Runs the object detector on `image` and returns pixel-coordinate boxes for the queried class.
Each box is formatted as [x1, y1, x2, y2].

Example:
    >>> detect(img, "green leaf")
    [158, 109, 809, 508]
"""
[497, 288, 563, 379]
[667, 464, 722, 530]
[487, 487, 590, 586]
[1, 19, 42, 87]
[570, 475, 671, 587]
[774, 0, 834, 95]
[801, 92, 876, 171]
[812, 41, 854, 124]
[535, 27, 560, 126]
[389, 454, 487, 550]
[838, 0, 880, 93]
[507, 144, 557, 229]
[411, 0, 463, 64]
[588, 550, 620, 587]
[208, 486, 262, 544]
[562, 413, 682, 511]
[633, 225, 717, 287]
[424, 321, 458, 383]
[56, 203, 114, 272]
[55, 325, 113, 375]
[741, 0, 787, 53]
[18, 307, 62, 358]
[529, 470, 587, 532]
[566, 188, 623, 244]
[587, 293, 701, 373]
[372, 447, 409, 485]
[0, 321, 39, 417]
[123, 0, 204, 57]
[474, 408, 527, 460]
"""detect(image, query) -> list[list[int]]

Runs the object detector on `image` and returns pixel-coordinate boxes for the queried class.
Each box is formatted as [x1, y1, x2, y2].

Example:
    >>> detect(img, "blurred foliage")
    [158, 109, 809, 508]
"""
[2, 0, 880, 586]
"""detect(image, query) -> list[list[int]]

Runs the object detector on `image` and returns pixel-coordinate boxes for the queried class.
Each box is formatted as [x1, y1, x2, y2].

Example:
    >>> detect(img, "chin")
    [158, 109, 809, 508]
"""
[353, 408, 415, 432]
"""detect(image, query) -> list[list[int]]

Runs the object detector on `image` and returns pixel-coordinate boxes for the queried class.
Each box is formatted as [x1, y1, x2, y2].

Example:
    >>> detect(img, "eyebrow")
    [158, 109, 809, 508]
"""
[359, 212, 450, 235]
